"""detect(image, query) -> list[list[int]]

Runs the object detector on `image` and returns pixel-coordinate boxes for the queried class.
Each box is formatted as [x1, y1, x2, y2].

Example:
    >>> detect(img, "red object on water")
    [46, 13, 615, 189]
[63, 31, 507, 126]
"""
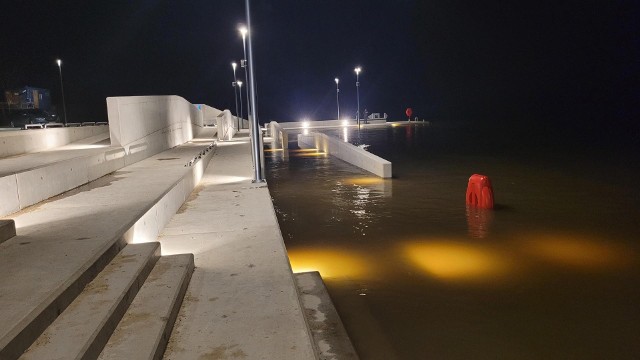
[405, 108, 413, 118]
[466, 174, 494, 209]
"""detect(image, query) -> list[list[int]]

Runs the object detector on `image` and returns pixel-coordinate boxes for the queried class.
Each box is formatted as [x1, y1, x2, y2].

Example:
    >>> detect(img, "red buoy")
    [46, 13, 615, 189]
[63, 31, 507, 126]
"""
[466, 174, 494, 209]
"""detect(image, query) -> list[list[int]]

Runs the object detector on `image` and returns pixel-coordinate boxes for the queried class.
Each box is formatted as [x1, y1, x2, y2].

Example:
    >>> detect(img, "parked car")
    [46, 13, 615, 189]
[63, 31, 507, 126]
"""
[4, 109, 58, 129]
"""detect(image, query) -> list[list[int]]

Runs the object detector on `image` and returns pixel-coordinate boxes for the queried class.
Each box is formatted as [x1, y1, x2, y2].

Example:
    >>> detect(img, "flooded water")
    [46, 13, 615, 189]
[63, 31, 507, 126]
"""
[265, 123, 640, 359]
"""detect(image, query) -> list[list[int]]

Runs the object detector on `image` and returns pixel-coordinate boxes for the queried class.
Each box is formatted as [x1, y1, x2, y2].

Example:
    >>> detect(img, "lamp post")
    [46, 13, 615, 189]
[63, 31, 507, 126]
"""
[354, 66, 362, 127]
[56, 59, 68, 125]
[243, 0, 264, 182]
[335, 77, 340, 121]
[237, 80, 243, 129]
[231, 62, 240, 129]
[239, 26, 250, 128]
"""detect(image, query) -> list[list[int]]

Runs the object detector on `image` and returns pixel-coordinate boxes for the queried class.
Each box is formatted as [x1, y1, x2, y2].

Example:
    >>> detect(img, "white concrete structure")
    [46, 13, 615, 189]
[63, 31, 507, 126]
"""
[276, 119, 386, 130]
[0, 126, 109, 158]
[298, 132, 392, 178]
[216, 109, 237, 141]
[268, 121, 289, 149]
[200, 104, 222, 127]
[106, 95, 206, 165]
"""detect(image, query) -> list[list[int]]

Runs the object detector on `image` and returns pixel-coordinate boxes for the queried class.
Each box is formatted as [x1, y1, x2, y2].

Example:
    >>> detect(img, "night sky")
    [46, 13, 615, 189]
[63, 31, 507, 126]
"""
[2, 1, 638, 147]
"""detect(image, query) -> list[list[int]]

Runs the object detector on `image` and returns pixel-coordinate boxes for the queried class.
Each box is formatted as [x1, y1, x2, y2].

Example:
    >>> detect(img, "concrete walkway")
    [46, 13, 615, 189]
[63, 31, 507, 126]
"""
[158, 132, 317, 359]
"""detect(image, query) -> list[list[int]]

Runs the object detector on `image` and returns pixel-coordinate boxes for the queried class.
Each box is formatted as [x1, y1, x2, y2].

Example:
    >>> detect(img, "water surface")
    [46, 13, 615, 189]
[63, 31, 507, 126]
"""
[266, 123, 639, 359]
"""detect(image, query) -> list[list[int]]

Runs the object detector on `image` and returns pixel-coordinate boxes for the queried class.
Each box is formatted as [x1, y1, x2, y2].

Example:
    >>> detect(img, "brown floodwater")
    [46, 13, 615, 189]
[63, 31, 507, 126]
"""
[265, 123, 640, 359]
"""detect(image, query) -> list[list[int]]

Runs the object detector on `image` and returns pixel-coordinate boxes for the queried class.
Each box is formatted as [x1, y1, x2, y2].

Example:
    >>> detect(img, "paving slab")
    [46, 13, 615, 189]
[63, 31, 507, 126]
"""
[0, 130, 216, 359]
[21, 242, 160, 360]
[158, 133, 317, 360]
[99, 254, 194, 360]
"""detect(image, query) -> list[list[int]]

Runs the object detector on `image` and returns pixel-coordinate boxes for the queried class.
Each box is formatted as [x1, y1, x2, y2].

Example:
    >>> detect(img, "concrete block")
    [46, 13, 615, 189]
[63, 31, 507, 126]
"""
[98, 254, 194, 360]
[16, 157, 90, 209]
[0, 175, 20, 216]
[0, 126, 109, 159]
[22, 242, 160, 360]
[0, 219, 16, 244]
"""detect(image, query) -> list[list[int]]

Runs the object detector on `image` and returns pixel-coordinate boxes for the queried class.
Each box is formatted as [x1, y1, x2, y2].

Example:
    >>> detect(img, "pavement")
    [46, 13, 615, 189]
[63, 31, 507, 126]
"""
[159, 131, 317, 359]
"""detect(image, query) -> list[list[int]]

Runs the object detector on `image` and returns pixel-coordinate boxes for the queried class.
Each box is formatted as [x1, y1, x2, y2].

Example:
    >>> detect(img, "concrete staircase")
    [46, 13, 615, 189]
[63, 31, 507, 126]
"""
[14, 243, 194, 360]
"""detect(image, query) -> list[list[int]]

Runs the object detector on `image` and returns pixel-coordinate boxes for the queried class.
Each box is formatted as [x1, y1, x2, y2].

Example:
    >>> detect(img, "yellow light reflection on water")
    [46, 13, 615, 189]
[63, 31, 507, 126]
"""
[343, 177, 385, 186]
[402, 241, 514, 282]
[288, 247, 369, 279]
[518, 233, 635, 270]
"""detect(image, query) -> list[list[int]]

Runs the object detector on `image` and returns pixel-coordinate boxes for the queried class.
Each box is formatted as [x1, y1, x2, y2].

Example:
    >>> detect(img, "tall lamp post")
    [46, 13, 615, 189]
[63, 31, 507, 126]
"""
[237, 81, 243, 129]
[56, 59, 68, 125]
[334, 77, 340, 121]
[231, 62, 240, 129]
[243, 0, 264, 182]
[239, 26, 250, 128]
[354, 66, 362, 127]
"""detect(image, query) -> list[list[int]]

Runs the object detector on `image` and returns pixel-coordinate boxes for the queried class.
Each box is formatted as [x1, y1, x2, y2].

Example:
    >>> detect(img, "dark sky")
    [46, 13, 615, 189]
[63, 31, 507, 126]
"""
[2, 0, 638, 143]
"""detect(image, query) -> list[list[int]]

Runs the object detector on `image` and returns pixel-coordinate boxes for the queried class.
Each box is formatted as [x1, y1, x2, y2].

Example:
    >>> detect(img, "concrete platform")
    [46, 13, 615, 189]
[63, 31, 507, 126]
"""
[0, 131, 216, 359]
[157, 133, 317, 359]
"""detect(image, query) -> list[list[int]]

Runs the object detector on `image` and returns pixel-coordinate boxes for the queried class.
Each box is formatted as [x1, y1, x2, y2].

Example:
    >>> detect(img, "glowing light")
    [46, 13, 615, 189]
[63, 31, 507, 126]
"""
[402, 241, 514, 282]
[343, 127, 348, 142]
[237, 80, 243, 88]
[288, 247, 370, 279]
[239, 26, 248, 37]
[334, 77, 339, 84]
[518, 233, 635, 270]
[342, 120, 349, 126]
[231, 62, 237, 71]
[302, 120, 310, 128]
[56, 59, 62, 67]
[303, 129, 309, 135]
[354, 66, 361, 74]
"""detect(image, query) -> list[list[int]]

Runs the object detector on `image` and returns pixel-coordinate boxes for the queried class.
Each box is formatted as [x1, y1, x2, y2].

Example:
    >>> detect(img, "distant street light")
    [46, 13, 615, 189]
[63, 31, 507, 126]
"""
[354, 66, 362, 127]
[335, 77, 340, 120]
[237, 80, 244, 128]
[239, 25, 250, 127]
[56, 59, 68, 125]
[231, 62, 240, 129]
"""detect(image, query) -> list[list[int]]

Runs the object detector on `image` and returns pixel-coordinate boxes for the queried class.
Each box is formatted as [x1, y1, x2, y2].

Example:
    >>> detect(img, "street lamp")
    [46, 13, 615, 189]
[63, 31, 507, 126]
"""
[56, 59, 68, 125]
[239, 25, 250, 126]
[237, 80, 243, 129]
[334, 77, 340, 121]
[354, 66, 362, 127]
[231, 62, 240, 129]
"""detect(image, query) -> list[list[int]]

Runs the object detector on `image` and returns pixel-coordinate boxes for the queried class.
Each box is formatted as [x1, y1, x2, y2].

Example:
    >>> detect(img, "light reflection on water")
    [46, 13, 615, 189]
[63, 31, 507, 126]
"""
[266, 124, 640, 359]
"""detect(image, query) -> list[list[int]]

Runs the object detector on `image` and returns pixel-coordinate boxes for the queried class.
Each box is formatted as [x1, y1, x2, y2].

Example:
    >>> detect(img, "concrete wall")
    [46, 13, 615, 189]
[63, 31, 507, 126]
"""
[298, 132, 392, 178]
[106, 95, 204, 165]
[268, 121, 289, 149]
[0, 126, 109, 159]
[216, 110, 236, 141]
[201, 105, 222, 127]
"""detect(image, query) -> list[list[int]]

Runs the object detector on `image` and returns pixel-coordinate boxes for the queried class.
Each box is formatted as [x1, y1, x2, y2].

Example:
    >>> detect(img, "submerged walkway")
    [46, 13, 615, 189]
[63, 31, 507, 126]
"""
[159, 132, 316, 359]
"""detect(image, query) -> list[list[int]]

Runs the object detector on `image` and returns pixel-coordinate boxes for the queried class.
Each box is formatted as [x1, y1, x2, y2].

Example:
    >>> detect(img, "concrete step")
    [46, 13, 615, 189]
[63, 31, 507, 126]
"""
[0, 139, 215, 359]
[20, 242, 160, 360]
[98, 254, 194, 360]
[295, 271, 360, 360]
[0, 219, 16, 244]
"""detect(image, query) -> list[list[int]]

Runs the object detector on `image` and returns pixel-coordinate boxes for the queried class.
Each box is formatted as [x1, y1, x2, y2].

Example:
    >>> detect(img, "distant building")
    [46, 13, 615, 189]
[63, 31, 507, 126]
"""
[2, 86, 51, 111]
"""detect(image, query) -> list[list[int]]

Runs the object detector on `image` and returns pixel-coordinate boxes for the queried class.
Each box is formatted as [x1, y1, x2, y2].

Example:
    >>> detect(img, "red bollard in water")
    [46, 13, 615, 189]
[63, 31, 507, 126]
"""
[466, 174, 494, 209]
